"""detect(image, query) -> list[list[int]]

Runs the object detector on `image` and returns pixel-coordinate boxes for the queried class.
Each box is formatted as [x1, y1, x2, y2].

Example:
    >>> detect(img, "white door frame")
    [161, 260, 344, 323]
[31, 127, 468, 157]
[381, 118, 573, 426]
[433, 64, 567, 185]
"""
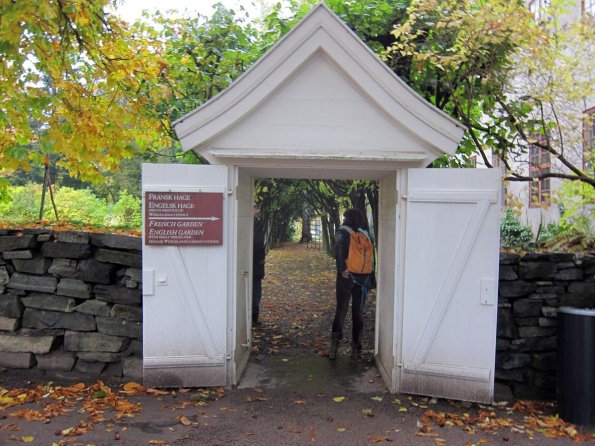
[229, 166, 253, 386]
[230, 166, 402, 392]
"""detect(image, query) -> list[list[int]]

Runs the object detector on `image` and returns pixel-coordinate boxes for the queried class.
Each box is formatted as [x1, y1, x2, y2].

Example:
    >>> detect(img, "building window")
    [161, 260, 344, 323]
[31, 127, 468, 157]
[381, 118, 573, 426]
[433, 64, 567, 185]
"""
[492, 155, 508, 206]
[584, 107, 594, 175]
[529, 136, 551, 207]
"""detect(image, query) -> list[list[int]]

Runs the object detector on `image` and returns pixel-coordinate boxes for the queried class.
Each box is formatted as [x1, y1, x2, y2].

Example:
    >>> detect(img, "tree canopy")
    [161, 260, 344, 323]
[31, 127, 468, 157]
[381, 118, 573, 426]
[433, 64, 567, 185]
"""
[0, 0, 172, 184]
[1, 0, 592, 238]
[385, 0, 594, 187]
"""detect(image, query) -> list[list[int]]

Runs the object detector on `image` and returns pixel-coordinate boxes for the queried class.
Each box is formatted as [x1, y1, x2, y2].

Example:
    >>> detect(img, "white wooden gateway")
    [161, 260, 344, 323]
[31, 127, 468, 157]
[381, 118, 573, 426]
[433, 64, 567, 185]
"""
[142, 5, 501, 402]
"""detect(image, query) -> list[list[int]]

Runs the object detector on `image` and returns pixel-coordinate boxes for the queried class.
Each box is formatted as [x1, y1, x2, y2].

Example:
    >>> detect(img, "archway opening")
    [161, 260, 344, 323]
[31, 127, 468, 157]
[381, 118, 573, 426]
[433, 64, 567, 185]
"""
[239, 174, 384, 390]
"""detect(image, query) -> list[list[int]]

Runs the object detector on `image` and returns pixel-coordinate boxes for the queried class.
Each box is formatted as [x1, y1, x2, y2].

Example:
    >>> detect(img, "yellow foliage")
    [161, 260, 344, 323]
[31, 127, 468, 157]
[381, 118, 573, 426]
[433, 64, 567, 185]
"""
[0, 0, 172, 182]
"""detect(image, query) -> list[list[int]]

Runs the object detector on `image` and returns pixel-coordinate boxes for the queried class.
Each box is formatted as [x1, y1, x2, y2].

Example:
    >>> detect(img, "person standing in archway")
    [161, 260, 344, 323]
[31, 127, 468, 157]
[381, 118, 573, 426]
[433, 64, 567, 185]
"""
[252, 206, 266, 326]
[329, 208, 375, 361]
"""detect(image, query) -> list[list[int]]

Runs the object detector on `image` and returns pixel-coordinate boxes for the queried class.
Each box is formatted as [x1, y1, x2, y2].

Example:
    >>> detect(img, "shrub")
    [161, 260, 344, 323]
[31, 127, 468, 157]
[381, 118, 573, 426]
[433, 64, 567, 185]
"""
[537, 182, 595, 251]
[500, 208, 533, 250]
[0, 184, 42, 224]
[106, 192, 142, 228]
[536, 223, 565, 246]
[54, 187, 107, 225]
[0, 183, 142, 231]
[555, 181, 594, 236]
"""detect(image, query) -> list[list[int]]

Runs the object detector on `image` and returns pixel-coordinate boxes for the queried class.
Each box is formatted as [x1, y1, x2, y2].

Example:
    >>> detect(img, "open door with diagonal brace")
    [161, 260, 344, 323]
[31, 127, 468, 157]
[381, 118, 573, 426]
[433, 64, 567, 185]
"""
[399, 169, 501, 403]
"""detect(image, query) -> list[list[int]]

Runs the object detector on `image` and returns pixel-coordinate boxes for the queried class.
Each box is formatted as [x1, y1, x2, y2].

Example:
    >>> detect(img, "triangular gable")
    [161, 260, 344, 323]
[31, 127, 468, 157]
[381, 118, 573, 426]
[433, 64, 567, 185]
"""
[174, 4, 465, 168]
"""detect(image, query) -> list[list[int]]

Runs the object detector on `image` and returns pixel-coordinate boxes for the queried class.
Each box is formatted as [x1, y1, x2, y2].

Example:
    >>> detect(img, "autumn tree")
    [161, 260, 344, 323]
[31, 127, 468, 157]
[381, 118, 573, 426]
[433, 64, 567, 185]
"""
[385, 0, 594, 187]
[133, 5, 269, 148]
[0, 0, 170, 191]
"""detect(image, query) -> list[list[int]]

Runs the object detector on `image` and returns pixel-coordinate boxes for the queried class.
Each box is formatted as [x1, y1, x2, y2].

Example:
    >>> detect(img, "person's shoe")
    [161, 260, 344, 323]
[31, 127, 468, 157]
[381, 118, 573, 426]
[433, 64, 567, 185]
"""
[328, 340, 339, 360]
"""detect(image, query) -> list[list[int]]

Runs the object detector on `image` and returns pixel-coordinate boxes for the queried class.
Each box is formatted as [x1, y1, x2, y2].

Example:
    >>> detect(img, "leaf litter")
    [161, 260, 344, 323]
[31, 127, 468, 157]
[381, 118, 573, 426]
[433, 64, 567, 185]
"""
[0, 380, 225, 440]
[418, 399, 594, 442]
[253, 243, 376, 359]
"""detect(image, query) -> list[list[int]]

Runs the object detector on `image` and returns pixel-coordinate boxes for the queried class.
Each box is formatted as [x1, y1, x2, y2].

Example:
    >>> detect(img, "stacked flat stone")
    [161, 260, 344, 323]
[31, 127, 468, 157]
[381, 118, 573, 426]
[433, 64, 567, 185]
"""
[495, 252, 595, 400]
[0, 229, 142, 379]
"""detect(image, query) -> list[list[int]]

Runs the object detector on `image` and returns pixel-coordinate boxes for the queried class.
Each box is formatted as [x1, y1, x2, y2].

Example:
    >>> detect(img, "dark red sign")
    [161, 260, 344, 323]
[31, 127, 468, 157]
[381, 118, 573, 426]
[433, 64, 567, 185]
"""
[145, 192, 223, 246]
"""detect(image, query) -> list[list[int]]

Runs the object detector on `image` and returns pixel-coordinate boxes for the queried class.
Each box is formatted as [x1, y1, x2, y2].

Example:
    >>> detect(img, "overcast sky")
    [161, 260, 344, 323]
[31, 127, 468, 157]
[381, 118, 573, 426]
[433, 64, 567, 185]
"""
[112, 0, 271, 22]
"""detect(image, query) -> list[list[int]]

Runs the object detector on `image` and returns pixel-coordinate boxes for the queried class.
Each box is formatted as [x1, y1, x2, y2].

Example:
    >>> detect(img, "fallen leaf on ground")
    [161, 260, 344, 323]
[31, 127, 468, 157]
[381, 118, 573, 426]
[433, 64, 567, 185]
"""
[11, 409, 49, 421]
[179, 416, 194, 426]
[285, 423, 301, 433]
[121, 382, 145, 395]
[146, 388, 170, 396]
[0, 396, 17, 408]
[368, 434, 390, 443]
[0, 423, 20, 432]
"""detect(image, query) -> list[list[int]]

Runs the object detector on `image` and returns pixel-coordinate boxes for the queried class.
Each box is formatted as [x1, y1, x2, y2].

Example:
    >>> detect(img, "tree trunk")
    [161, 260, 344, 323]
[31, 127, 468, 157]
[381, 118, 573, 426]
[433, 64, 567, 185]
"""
[299, 206, 312, 243]
[366, 185, 379, 241]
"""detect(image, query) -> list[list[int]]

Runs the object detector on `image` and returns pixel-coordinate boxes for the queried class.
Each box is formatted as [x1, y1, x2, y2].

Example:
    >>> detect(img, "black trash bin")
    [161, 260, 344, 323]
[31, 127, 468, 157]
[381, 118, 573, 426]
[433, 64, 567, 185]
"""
[557, 307, 595, 427]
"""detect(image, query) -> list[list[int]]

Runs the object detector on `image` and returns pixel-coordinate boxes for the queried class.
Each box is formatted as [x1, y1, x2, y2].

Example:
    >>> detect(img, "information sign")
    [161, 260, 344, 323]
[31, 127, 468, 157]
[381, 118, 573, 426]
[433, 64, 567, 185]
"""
[145, 192, 223, 245]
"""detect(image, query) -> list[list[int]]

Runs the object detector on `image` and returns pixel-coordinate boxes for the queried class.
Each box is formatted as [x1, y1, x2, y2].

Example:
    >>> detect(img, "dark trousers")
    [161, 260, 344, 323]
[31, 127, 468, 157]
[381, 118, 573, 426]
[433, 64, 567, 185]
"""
[331, 273, 364, 348]
[252, 279, 262, 322]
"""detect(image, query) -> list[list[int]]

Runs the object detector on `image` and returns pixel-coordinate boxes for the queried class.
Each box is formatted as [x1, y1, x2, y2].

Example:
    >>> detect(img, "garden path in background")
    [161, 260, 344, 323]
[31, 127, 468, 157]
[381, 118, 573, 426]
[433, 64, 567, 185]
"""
[252, 242, 376, 361]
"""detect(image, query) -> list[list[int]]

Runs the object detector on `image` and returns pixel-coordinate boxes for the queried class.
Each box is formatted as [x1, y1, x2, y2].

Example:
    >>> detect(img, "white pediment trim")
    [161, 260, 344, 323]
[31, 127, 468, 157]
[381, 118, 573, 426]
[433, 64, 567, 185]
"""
[209, 148, 428, 162]
[173, 4, 465, 162]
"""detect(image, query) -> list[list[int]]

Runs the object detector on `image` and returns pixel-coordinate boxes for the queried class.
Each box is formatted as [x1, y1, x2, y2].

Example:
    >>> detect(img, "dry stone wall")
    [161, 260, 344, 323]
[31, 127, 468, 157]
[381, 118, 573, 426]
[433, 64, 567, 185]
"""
[496, 252, 595, 400]
[0, 229, 142, 379]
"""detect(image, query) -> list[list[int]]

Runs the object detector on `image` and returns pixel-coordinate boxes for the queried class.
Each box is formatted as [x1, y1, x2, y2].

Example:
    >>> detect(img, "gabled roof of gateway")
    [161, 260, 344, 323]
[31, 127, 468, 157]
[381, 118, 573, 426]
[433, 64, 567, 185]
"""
[173, 4, 465, 168]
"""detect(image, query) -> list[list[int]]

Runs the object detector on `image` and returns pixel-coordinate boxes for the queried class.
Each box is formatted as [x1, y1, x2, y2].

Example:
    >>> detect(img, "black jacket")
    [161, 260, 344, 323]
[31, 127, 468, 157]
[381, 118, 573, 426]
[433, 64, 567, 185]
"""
[253, 217, 266, 280]
[334, 227, 351, 274]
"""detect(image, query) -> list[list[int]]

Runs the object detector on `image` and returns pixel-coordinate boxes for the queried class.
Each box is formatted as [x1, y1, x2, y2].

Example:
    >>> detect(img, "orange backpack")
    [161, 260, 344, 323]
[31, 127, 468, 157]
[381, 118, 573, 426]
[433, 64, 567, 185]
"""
[341, 226, 374, 274]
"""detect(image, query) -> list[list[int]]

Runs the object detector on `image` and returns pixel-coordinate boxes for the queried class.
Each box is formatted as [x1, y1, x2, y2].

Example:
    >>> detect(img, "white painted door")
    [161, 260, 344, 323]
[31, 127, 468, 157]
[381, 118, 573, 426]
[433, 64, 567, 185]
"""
[142, 164, 229, 387]
[400, 169, 500, 403]
[231, 167, 253, 385]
